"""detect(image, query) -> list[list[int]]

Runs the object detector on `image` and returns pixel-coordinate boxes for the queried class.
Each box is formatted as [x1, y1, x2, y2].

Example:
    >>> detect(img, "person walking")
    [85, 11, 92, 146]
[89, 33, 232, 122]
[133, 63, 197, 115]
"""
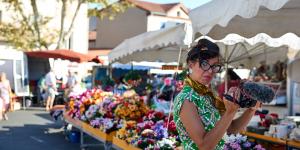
[0, 72, 12, 120]
[45, 69, 57, 111]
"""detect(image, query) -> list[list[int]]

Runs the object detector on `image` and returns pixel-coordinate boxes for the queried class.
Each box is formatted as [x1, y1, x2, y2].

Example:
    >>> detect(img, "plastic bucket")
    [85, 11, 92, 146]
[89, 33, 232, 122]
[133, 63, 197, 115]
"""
[69, 131, 80, 143]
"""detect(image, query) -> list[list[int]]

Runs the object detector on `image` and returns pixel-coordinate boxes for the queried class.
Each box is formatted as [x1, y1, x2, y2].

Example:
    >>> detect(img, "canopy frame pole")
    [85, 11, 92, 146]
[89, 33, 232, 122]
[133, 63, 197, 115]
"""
[167, 47, 183, 130]
[232, 43, 265, 62]
[225, 45, 229, 93]
[230, 47, 276, 63]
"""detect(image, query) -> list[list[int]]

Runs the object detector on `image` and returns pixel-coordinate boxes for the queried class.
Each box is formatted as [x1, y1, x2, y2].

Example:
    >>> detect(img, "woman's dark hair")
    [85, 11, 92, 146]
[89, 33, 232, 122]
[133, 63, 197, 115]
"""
[186, 39, 220, 63]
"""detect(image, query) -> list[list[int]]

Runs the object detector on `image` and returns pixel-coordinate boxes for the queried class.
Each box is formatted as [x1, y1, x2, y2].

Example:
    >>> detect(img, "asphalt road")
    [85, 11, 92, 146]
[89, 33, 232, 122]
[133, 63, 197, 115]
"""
[0, 109, 100, 150]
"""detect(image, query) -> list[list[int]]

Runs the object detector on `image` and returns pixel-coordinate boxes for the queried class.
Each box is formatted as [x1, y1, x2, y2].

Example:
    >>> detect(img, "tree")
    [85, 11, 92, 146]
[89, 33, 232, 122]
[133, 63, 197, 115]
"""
[0, 0, 132, 50]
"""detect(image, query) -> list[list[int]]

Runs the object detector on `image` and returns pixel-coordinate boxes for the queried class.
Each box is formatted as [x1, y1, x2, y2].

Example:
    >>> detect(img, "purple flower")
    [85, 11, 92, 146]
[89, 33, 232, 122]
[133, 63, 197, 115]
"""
[242, 141, 252, 148]
[223, 145, 229, 150]
[88, 104, 99, 113]
[254, 144, 266, 150]
[75, 111, 81, 119]
[230, 142, 241, 150]
[90, 119, 100, 128]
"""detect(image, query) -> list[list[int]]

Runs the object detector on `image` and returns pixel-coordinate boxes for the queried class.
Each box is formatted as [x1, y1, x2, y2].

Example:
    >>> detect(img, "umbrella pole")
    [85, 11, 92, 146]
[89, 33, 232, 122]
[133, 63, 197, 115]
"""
[225, 45, 229, 93]
[131, 61, 133, 72]
[176, 48, 183, 71]
[167, 47, 183, 130]
[108, 63, 112, 78]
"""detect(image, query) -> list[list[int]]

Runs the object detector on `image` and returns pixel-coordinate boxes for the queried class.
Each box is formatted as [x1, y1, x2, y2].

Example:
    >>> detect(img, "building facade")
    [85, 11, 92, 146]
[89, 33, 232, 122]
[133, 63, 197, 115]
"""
[93, 0, 190, 49]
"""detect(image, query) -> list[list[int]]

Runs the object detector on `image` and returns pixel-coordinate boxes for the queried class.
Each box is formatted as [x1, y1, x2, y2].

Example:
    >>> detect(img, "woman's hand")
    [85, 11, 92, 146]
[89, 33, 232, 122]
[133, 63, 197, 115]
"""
[223, 97, 239, 115]
[248, 101, 262, 112]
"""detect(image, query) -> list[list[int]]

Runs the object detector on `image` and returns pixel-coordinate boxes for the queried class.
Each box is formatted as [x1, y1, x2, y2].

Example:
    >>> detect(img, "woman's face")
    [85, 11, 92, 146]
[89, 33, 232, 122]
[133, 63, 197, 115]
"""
[189, 57, 220, 85]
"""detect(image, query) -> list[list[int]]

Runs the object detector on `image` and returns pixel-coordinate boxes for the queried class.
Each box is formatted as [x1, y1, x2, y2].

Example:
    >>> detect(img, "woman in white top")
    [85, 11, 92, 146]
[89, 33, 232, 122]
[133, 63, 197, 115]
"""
[0, 72, 11, 120]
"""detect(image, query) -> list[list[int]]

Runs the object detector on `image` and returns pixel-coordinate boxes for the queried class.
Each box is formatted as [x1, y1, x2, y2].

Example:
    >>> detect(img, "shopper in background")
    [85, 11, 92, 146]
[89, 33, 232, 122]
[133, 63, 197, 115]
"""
[45, 69, 57, 111]
[0, 72, 12, 120]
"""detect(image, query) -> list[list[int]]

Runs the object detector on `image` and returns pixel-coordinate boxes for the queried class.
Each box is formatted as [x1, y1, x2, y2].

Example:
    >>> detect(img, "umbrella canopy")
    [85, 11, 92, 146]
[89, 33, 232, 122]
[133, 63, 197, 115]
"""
[199, 34, 297, 68]
[26, 49, 92, 63]
[189, 0, 300, 48]
[108, 23, 192, 63]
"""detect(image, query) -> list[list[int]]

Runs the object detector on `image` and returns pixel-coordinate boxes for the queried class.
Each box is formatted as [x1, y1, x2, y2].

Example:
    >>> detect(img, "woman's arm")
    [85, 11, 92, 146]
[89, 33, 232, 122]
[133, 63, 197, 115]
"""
[180, 100, 238, 150]
[227, 102, 261, 134]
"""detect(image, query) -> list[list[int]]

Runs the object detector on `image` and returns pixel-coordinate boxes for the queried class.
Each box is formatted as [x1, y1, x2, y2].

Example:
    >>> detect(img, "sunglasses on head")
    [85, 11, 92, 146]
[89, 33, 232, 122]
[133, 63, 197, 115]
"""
[199, 60, 223, 73]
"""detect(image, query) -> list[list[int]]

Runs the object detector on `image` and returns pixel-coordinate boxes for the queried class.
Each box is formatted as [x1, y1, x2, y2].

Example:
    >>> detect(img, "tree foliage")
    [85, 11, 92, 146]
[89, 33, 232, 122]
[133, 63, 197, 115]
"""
[0, 0, 132, 51]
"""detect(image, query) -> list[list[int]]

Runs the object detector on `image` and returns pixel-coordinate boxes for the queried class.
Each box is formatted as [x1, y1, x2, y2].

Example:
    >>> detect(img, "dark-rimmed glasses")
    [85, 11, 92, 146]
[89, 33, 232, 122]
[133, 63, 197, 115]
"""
[199, 60, 222, 73]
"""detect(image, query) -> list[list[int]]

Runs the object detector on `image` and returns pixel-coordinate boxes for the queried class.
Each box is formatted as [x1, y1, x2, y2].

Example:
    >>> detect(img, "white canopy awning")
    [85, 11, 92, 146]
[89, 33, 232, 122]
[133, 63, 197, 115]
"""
[197, 34, 299, 68]
[108, 23, 192, 63]
[189, 0, 300, 49]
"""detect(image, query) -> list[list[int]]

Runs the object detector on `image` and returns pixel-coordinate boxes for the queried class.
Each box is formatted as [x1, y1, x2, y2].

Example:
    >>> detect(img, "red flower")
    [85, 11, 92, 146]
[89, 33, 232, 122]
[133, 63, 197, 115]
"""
[154, 111, 164, 119]
[137, 140, 143, 145]
[147, 139, 155, 144]
[124, 102, 129, 107]
[137, 117, 143, 123]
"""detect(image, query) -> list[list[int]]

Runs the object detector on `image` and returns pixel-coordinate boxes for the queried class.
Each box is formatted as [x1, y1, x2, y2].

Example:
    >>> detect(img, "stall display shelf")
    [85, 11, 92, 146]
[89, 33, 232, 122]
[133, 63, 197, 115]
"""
[112, 137, 141, 150]
[64, 113, 141, 150]
[242, 131, 300, 149]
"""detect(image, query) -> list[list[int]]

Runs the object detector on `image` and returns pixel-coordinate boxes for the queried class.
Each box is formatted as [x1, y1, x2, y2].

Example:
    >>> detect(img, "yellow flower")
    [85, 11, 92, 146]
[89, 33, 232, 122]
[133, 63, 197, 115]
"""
[128, 104, 137, 111]
[79, 105, 85, 114]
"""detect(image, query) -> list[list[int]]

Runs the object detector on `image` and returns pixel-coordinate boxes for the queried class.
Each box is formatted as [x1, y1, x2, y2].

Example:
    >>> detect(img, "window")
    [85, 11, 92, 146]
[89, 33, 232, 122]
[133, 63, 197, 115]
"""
[177, 11, 181, 17]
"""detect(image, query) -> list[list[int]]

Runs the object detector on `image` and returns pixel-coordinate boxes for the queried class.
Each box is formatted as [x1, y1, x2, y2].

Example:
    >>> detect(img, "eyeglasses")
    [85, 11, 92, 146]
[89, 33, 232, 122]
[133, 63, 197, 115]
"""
[199, 60, 222, 73]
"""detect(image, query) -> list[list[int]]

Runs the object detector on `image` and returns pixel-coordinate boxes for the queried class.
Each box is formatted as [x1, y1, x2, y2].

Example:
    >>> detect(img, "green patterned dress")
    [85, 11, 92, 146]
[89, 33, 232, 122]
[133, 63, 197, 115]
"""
[173, 85, 225, 150]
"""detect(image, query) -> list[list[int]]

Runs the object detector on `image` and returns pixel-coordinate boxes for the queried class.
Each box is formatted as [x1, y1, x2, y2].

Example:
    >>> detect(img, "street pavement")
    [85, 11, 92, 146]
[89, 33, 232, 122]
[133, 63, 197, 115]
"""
[0, 109, 105, 150]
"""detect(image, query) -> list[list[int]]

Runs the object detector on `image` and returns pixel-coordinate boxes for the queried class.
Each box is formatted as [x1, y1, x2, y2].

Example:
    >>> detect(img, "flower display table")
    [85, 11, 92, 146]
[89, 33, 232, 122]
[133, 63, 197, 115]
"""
[287, 140, 300, 149]
[112, 137, 141, 150]
[64, 113, 115, 150]
[241, 131, 300, 149]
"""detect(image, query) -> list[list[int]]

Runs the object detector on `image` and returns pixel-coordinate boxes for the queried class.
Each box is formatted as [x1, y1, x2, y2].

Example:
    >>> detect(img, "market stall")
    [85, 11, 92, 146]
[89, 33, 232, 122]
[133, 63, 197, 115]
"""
[188, 0, 300, 147]
[63, 89, 271, 150]
[288, 58, 300, 115]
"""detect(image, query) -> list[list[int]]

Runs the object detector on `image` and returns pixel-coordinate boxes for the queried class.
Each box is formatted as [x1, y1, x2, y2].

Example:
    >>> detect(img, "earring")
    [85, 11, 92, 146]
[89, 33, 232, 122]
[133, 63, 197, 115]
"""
[189, 68, 193, 74]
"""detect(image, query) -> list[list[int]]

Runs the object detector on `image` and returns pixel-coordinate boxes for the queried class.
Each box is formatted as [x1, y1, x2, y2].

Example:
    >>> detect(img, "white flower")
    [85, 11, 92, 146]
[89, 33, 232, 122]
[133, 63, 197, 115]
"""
[157, 138, 174, 148]
[85, 110, 95, 119]
[236, 133, 247, 142]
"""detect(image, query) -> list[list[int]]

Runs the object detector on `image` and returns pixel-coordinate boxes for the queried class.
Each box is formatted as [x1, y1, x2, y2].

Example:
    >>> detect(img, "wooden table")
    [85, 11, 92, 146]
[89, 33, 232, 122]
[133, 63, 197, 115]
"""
[287, 140, 300, 149]
[64, 113, 114, 150]
[242, 131, 300, 149]
[241, 131, 287, 145]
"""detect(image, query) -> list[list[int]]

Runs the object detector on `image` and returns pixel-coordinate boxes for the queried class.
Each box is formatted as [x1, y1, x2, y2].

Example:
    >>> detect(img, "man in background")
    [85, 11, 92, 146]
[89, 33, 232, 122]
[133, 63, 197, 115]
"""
[45, 69, 57, 111]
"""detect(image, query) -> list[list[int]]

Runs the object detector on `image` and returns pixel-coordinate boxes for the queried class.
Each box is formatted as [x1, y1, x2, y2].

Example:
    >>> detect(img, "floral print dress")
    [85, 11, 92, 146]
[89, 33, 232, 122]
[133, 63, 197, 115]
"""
[173, 85, 225, 150]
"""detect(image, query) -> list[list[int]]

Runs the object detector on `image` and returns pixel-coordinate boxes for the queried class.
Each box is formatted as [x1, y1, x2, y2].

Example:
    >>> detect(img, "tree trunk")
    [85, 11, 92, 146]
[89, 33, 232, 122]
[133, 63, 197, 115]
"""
[30, 0, 43, 49]
[56, 0, 67, 49]
[61, 0, 84, 47]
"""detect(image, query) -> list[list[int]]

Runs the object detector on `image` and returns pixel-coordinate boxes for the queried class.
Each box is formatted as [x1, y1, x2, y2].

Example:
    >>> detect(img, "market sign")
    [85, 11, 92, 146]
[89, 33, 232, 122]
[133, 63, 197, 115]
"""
[162, 65, 182, 70]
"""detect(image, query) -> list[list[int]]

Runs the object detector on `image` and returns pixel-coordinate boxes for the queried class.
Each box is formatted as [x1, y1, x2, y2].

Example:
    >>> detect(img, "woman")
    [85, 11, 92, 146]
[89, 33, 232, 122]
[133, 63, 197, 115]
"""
[173, 39, 260, 150]
[0, 72, 12, 120]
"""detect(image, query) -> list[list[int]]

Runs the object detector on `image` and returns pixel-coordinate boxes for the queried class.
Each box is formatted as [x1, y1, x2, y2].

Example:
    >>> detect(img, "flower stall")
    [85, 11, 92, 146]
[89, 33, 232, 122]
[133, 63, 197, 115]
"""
[63, 87, 280, 150]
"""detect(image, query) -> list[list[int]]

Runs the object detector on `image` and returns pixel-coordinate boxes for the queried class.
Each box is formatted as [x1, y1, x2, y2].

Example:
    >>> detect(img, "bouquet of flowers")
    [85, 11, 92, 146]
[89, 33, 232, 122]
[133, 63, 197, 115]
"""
[89, 117, 123, 133]
[224, 134, 265, 150]
[116, 121, 139, 144]
[68, 89, 113, 120]
[114, 93, 149, 121]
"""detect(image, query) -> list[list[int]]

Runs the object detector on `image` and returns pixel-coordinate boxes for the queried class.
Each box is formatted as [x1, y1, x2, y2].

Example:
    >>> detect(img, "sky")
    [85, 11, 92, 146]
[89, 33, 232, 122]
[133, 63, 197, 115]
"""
[89, 0, 212, 10]
[144, 0, 212, 9]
